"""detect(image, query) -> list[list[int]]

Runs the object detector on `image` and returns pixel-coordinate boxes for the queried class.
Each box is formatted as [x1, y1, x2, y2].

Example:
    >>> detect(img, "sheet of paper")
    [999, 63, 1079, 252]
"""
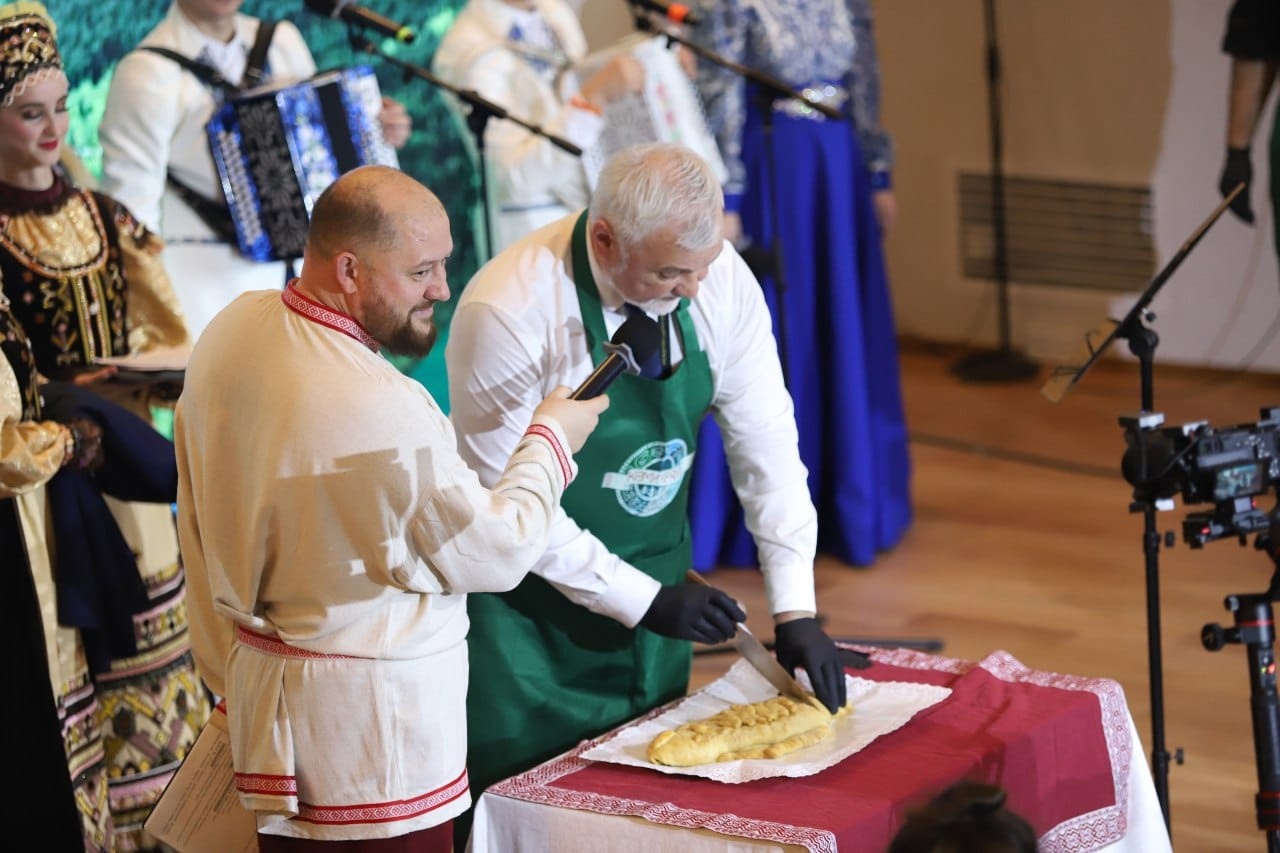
[144, 706, 258, 852]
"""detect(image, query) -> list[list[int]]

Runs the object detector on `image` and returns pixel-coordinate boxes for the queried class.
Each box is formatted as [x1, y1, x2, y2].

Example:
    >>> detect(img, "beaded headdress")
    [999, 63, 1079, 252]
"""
[0, 2, 64, 108]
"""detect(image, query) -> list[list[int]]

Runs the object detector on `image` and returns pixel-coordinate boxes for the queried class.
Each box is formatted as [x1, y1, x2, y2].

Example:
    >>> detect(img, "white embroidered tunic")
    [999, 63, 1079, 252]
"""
[175, 286, 577, 840]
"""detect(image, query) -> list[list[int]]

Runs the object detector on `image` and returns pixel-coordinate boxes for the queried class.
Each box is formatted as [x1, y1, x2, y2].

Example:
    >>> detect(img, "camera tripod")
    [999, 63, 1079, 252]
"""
[1044, 187, 1244, 834]
[1201, 528, 1280, 853]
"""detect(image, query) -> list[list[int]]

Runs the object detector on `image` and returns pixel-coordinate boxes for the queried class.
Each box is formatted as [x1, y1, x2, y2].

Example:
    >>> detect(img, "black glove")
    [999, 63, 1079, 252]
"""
[639, 582, 745, 644]
[1219, 146, 1255, 225]
[774, 617, 846, 714]
[64, 416, 105, 472]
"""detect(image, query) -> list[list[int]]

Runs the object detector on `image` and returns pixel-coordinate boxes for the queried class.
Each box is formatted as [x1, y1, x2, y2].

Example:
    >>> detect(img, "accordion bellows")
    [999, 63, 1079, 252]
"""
[207, 65, 398, 262]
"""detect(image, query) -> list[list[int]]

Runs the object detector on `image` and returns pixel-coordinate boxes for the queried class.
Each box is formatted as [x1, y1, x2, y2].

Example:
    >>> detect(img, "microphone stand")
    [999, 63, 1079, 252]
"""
[628, 8, 841, 383]
[1047, 185, 1244, 834]
[345, 27, 582, 262]
[950, 0, 1039, 383]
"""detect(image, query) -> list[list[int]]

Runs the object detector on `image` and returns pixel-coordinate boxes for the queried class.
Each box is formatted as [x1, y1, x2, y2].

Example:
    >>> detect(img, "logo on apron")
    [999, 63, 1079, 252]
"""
[600, 439, 695, 517]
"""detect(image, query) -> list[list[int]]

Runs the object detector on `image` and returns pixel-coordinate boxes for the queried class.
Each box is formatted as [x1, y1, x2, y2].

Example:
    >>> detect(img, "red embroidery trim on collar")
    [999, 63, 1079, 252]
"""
[281, 284, 379, 352]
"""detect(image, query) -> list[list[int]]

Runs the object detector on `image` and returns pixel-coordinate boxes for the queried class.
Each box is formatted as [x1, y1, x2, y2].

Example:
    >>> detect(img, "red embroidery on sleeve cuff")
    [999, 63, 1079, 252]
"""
[525, 423, 572, 485]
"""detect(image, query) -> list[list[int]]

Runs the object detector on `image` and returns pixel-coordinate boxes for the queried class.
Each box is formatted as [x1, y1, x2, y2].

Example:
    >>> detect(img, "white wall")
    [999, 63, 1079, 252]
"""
[1127, 0, 1280, 371]
[879, 0, 1280, 372]
[581, 1, 1280, 372]
[877, 1, 1174, 367]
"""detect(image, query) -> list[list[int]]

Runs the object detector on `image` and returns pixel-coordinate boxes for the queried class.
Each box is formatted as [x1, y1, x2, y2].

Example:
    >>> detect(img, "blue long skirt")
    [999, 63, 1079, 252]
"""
[689, 102, 912, 569]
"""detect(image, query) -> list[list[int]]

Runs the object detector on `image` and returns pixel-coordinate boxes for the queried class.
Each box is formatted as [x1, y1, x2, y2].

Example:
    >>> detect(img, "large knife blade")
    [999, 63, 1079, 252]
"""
[685, 570, 813, 702]
[733, 623, 814, 702]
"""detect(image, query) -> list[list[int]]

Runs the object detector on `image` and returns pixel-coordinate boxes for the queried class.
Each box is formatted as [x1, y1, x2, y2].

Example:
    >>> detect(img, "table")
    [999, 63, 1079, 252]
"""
[469, 648, 1172, 853]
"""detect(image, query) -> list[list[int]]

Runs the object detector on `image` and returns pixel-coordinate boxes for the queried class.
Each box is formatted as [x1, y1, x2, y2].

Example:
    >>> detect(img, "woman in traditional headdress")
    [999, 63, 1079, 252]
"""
[0, 3, 209, 849]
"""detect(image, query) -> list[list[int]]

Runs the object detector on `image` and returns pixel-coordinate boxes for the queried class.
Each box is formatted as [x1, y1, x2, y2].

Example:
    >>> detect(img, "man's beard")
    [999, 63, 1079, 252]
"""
[366, 293, 438, 358]
[605, 260, 680, 317]
[382, 318, 438, 358]
[629, 295, 681, 317]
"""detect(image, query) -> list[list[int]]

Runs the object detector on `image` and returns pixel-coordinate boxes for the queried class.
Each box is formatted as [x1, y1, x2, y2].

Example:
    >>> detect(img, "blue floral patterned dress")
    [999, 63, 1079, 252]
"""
[688, 0, 912, 567]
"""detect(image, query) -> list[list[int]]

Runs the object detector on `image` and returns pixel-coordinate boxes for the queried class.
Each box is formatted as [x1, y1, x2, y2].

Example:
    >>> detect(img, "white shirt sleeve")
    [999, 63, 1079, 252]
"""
[98, 18, 317, 234]
[695, 245, 820, 616]
[448, 293, 662, 628]
[447, 233, 818, 626]
[99, 50, 183, 232]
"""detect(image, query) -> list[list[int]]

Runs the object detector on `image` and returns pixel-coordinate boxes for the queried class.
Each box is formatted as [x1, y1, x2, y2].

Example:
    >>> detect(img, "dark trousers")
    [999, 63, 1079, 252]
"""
[258, 821, 453, 853]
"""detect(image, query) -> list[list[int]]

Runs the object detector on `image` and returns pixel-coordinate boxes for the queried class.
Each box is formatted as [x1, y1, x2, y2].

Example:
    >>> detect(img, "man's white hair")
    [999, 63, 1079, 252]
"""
[588, 142, 723, 255]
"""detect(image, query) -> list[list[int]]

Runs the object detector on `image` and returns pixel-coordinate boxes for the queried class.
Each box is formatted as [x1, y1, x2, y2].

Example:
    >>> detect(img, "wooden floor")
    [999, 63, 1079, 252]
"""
[690, 342, 1280, 853]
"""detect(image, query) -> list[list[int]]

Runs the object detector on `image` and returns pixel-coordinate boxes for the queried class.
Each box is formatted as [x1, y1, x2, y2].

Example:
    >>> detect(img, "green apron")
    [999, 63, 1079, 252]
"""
[465, 212, 715, 797]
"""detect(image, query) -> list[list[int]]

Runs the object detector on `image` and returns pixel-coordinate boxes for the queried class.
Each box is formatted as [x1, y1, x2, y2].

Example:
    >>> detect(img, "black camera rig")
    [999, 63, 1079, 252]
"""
[1122, 407, 1280, 547]
[1123, 406, 1280, 851]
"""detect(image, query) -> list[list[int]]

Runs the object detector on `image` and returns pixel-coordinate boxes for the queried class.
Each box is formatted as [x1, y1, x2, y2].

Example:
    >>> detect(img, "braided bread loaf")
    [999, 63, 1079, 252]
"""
[647, 694, 848, 766]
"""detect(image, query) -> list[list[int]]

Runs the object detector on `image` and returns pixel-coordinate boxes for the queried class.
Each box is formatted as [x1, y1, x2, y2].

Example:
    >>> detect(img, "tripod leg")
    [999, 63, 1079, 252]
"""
[1236, 599, 1280, 844]
[1205, 591, 1280, 851]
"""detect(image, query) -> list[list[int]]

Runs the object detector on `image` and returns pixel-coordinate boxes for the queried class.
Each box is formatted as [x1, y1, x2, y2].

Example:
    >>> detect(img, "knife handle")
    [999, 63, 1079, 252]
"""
[686, 570, 751, 633]
[685, 569, 711, 587]
[690, 572, 871, 671]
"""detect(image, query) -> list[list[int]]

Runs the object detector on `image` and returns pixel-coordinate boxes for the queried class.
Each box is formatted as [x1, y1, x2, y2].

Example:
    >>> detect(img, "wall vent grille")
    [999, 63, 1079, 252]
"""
[957, 173, 1154, 292]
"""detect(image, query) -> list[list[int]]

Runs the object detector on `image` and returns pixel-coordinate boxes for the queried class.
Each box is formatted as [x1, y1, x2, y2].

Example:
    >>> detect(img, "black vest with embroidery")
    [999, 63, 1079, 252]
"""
[0, 180, 139, 380]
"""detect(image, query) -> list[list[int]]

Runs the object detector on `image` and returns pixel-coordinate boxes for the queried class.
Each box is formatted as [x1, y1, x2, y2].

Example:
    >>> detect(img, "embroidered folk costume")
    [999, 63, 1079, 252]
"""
[0, 4, 208, 849]
[176, 285, 580, 842]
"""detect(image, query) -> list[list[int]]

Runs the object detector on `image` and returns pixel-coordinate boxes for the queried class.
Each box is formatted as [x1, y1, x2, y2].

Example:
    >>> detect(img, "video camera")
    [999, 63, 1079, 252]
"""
[1121, 407, 1280, 547]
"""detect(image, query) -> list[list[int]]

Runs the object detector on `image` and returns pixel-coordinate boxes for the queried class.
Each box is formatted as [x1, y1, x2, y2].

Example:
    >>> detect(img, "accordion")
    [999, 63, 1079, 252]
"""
[207, 65, 398, 262]
[577, 36, 729, 189]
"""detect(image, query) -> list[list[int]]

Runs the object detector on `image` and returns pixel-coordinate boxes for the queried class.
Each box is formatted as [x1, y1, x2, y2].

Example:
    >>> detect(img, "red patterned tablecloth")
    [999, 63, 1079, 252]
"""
[489, 648, 1133, 853]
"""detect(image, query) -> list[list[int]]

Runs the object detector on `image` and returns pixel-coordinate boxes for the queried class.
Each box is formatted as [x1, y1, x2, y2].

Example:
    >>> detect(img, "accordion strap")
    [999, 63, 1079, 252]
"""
[134, 22, 281, 254]
[137, 19, 278, 93]
[137, 46, 238, 96]
[165, 170, 239, 245]
[242, 20, 277, 90]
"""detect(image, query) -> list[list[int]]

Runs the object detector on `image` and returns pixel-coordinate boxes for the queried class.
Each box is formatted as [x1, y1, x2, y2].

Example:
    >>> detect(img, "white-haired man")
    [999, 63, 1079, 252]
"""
[446, 142, 845, 840]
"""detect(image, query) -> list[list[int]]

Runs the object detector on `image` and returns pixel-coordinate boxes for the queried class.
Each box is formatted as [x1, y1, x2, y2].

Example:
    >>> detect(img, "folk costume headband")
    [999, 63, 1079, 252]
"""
[0, 1, 64, 107]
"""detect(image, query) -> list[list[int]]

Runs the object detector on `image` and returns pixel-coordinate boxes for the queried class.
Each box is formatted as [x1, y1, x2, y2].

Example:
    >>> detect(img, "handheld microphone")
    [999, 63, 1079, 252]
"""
[570, 311, 663, 400]
[629, 0, 702, 26]
[303, 0, 417, 44]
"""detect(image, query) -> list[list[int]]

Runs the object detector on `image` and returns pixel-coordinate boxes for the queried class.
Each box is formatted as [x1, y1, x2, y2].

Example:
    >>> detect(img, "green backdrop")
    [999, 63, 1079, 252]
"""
[53, 0, 475, 406]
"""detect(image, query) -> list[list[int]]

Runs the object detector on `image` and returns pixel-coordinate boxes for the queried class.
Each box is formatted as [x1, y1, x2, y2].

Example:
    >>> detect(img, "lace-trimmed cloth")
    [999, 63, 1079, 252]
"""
[0, 2, 67, 107]
[492, 649, 1135, 853]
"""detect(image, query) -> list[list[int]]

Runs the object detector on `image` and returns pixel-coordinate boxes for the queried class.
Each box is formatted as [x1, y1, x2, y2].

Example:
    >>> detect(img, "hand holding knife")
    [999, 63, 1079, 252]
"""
[685, 570, 868, 713]
[685, 570, 815, 703]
